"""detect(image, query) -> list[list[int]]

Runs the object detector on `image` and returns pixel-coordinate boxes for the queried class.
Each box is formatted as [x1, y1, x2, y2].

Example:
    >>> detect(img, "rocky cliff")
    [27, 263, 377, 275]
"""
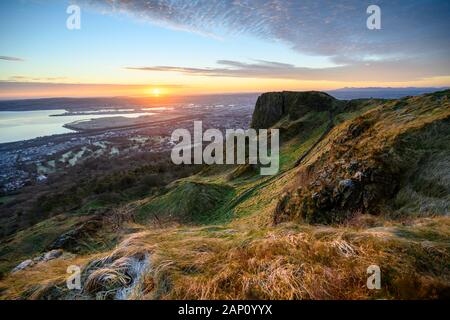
[250, 91, 337, 129]
[272, 90, 450, 224]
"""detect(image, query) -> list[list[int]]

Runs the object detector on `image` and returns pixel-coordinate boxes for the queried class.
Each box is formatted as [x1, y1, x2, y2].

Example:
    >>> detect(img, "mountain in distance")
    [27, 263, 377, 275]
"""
[327, 86, 450, 99]
[0, 89, 449, 300]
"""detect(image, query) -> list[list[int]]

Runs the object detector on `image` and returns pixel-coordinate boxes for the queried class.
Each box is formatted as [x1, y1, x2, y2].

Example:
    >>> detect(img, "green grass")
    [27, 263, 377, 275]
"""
[0, 215, 84, 274]
[279, 122, 329, 170]
[137, 181, 235, 224]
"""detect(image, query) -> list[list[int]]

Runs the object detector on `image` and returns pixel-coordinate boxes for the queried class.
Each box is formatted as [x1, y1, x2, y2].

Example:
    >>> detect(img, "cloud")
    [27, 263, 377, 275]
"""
[0, 80, 188, 89]
[82, 0, 450, 61]
[125, 58, 450, 82]
[7, 76, 68, 82]
[0, 56, 24, 62]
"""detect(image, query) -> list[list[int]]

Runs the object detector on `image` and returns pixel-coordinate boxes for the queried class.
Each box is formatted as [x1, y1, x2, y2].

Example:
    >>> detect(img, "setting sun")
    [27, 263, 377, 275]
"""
[147, 88, 165, 97]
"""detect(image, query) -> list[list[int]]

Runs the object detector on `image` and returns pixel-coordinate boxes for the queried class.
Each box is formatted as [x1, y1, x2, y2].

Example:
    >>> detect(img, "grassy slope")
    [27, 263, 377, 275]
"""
[0, 215, 87, 274]
[137, 181, 235, 224]
[1, 216, 448, 299]
[0, 91, 449, 299]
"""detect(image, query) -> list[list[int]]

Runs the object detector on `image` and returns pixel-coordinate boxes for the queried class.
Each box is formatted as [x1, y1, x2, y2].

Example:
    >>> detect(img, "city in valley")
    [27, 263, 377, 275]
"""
[0, 94, 256, 195]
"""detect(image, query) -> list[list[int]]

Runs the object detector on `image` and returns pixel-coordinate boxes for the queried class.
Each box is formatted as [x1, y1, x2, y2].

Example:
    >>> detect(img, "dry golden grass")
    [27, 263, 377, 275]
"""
[1, 215, 448, 300]
[0, 254, 97, 300]
[131, 216, 449, 300]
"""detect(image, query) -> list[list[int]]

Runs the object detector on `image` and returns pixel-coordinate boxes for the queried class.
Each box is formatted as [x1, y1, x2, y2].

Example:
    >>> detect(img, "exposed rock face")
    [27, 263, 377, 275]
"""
[274, 159, 400, 224]
[273, 90, 450, 224]
[250, 91, 336, 129]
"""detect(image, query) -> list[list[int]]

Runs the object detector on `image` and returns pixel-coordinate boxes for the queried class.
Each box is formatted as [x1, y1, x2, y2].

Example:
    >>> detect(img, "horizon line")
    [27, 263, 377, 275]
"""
[0, 86, 449, 102]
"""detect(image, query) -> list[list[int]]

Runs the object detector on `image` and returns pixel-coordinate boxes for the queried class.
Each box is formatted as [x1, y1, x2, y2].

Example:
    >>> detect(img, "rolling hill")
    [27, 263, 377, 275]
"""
[0, 90, 449, 300]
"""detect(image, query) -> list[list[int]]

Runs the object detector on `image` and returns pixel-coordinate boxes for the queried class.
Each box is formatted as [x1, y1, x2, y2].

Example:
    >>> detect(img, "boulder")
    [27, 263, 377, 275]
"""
[43, 249, 63, 261]
[12, 259, 34, 273]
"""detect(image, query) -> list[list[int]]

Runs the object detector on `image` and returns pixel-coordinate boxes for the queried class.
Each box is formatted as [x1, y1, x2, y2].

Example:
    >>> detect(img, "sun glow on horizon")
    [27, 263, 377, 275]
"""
[146, 88, 167, 97]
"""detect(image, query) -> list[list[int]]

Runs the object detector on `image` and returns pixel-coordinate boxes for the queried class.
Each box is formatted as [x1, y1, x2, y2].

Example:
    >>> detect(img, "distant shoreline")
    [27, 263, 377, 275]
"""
[0, 88, 448, 110]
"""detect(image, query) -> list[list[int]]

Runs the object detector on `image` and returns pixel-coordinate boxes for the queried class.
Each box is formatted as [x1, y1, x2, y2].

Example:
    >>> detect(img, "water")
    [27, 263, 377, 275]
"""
[0, 109, 155, 144]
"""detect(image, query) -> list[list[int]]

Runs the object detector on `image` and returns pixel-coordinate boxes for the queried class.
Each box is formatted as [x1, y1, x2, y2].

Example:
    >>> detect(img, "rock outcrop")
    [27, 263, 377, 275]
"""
[250, 91, 336, 129]
[11, 249, 64, 273]
[273, 90, 450, 224]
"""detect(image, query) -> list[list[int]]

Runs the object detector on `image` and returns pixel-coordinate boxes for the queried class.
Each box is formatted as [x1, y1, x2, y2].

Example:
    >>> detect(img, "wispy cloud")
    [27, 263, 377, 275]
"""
[0, 80, 188, 89]
[0, 56, 24, 62]
[83, 0, 450, 61]
[125, 58, 450, 82]
[7, 76, 67, 82]
[82, 0, 450, 82]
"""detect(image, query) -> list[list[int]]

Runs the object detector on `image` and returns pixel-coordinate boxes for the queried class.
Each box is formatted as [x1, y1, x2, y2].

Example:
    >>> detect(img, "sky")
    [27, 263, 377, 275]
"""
[0, 0, 449, 99]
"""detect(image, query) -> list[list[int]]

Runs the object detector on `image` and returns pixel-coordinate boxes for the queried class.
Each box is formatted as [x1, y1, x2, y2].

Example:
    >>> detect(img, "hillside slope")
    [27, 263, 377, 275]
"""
[0, 90, 449, 300]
